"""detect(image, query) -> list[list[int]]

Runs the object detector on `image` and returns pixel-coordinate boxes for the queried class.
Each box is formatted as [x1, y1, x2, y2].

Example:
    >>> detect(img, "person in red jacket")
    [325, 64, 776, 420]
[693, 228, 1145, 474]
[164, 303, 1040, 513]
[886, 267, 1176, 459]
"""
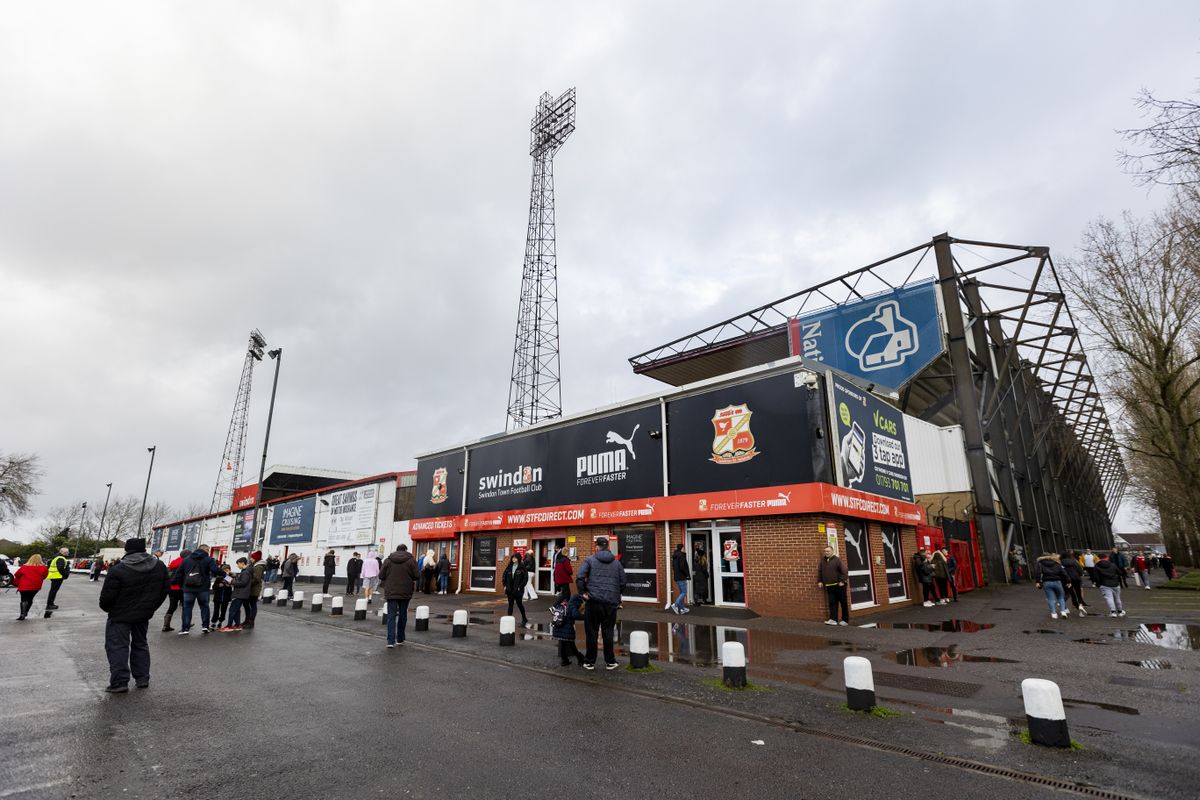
[13, 554, 50, 620]
[160, 549, 191, 632]
[552, 546, 573, 603]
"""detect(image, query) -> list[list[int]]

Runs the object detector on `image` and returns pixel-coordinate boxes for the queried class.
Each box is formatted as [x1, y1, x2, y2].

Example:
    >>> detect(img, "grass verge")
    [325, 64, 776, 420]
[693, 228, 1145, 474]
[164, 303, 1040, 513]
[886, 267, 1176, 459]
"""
[703, 677, 768, 692]
[839, 703, 902, 718]
[1015, 730, 1084, 750]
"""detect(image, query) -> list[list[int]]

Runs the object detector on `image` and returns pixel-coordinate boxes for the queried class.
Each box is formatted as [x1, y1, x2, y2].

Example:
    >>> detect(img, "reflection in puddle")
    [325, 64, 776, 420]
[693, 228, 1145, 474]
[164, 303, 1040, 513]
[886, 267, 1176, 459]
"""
[860, 620, 995, 633]
[889, 646, 1019, 668]
[1062, 698, 1140, 715]
[1022, 629, 1065, 636]
[1119, 659, 1174, 670]
[1114, 624, 1200, 651]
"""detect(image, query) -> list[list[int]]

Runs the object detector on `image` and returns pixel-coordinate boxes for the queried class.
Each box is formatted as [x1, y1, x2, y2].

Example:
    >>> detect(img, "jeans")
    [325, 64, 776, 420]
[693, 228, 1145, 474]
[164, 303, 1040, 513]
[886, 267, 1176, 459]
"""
[182, 590, 211, 630]
[437, 573, 449, 593]
[1065, 581, 1086, 609]
[825, 585, 850, 622]
[1137, 570, 1150, 588]
[247, 597, 259, 622]
[265, 569, 277, 583]
[921, 582, 937, 602]
[1099, 585, 1124, 612]
[212, 597, 229, 623]
[673, 579, 688, 611]
[507, 595, 527, 623]
[584, 601, 618, 666]
[105, 619, 150, 687]
[1041, 580, 1066, 614]
[282, 576, 295, 595]
[229, 598, 247, 626]
[934, 577, 949, 600]
[946, 572, 959, 601]
[386, 598, 411, 645]
[348, 577, 362, 594]
[323, 575, 333, 594]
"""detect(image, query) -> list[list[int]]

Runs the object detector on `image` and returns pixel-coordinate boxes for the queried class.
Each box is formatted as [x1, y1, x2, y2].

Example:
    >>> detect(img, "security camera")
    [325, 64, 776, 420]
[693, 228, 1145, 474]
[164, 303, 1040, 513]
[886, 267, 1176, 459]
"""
[801, 371, 819, 390]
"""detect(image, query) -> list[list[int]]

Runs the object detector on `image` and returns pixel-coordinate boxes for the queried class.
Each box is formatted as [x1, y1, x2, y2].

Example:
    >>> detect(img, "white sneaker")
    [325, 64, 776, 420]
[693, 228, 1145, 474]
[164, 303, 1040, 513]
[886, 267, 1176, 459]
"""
[1050, 613, 1058, 619]
[922, 601, 934, 607]
[1078, 608, 1087, 617]
[1109, 611, 1119, 618]
[838, 621, 848, 626]
[824, 619, 838, 626]
[1118, 610, 1127, 617]
[665, 602, 673, 611]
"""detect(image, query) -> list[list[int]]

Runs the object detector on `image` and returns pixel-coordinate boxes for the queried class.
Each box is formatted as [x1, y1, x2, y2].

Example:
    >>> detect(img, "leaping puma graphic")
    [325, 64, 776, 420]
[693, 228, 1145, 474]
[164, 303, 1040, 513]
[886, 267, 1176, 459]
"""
[605, 424, 639, 459]
[883, 530, 899, 565]
[845, 527, 865, 566]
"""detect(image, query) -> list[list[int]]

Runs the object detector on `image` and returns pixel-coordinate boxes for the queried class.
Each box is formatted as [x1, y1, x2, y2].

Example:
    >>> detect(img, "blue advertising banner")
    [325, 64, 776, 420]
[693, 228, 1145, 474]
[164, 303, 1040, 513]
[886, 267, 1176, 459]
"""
[788, 279, 943, 391]
[827, 372, 914, 502]
[183, 522, 201, 551]
[151, 528, 165, 552]
[270, 497, 316, 545]
[232, 510, 255, 550]
[165, 525, 183, 551]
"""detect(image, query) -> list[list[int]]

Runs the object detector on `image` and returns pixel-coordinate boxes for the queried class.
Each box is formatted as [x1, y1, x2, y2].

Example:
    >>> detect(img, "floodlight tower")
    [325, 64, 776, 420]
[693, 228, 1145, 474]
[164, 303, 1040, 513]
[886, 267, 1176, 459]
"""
[209, 329, 267, 513]
[506, 88, 576, 431]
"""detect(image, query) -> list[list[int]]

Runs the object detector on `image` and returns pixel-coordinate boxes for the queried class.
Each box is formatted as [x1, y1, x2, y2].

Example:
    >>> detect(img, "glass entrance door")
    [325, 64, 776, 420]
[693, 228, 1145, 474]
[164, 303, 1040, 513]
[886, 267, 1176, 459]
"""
[685, 521, 746, 608]
[535, 538, 564, 594]
[688, 531, 712, 604]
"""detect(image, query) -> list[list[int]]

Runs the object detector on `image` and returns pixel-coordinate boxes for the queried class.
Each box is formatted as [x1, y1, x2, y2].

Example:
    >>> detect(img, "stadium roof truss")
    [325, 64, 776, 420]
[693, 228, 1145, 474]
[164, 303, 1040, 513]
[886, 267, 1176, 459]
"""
[629, 234, 1127, 581]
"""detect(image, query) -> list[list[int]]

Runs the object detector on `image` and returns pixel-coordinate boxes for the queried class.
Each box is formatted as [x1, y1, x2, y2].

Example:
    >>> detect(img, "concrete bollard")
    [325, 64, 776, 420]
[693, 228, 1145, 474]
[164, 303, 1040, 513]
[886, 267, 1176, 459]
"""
[499, 615, 516, 646]
[451, 609, 468, 638]
[1022, 678, 1070, 747]
[262, 587, 274, 604]
[629, 631, 651, 669]
[844, 656, 876, 711]
[722, 641, 747, 688]
[292, 590, 305, 610]
[354, 598, 368, 621]
[331, 595, 344, 616]
[378, 609, 387, 626]
[415, 605, 430, 632]
[311, 593, 323, 612]
[276, 589, 289, 607]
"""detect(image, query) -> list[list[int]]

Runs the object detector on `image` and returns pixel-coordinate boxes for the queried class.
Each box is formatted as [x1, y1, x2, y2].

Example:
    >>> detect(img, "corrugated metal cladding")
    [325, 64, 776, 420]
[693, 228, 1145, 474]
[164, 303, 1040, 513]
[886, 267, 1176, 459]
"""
[634, 330, 789, 386]
[398, 473, 418, 488]
[904, 417, 970, 495]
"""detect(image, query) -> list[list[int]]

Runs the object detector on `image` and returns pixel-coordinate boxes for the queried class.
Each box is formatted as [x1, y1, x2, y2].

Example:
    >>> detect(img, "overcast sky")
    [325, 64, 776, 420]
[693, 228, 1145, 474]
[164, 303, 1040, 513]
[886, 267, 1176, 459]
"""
[2, 2, 1196, 541]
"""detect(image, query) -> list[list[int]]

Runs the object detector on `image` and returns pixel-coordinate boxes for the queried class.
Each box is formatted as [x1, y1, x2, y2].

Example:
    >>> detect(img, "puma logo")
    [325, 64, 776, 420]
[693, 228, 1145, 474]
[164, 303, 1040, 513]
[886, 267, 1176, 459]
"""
[605, 424, 639, 459]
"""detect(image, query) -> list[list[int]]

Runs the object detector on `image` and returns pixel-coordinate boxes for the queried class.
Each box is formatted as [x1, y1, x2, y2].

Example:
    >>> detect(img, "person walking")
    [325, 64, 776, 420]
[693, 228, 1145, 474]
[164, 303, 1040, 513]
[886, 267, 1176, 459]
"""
[161, 549, 190, 632]
[943, 548, 959, 602]
[436, 552, 451, 595]
[210, 563, 233, 629]
[931, 549, 951, 605]
[692, 545, 710, 606]
[915, 549, 937, 606]
[322, 550, 337, 595]
[1034, 553, 1070, 620]
[221, 557, 253, 631]
[1082, 549, 1098, 587]
[551, 547, 572, 603]
[244, 551, 267, 630]
[521, 549, 538, 602]
[265, 554, 280, 583]
[669, 543, 691, 615]
[1008, 547, 1023, 583]
[98, 538, 169, 693]
[281, 553, 300, 596]
[1133, 552, 1151, 589]
[502, 553, 530, 627]
[1059, 551, 1089, 617]
[89, 558, 103, 582]
[422, 549, 437, 595]
[551, 592, 586, 667]
[361, 550, 380, 603]
[345, 552, 363, 596]
[13, 554, 49, 620]
[817, 546, 849, 625]
[379, 544, 420, 648]
[45, 547, 71, 609]
[1161, 553, 1176, 581]
[576, 536, 626, 671]
[175, 545, 220, 634]
[1094, 553, 1127, 618]
[1111, 548, 1129, 588]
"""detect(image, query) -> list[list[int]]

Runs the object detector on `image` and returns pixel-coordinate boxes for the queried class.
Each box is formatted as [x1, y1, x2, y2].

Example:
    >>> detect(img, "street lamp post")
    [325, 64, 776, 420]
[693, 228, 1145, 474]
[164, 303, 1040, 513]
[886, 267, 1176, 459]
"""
[251, 348, 283, 552]
[96, 482, 113, 544]
[136, 446, 157, 539]
[71, 501, 88, 561]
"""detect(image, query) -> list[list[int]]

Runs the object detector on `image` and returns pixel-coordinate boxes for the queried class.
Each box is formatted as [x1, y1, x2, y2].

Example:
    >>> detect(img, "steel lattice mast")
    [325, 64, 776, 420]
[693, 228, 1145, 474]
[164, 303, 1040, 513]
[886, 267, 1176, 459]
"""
[506, 88, 576, 431]
[209, 329, 267, 513]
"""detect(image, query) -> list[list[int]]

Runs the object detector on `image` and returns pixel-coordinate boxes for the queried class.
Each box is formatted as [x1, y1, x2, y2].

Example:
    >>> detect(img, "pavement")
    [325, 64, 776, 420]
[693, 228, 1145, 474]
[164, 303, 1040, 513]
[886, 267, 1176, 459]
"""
[1, 572, 1197, 800]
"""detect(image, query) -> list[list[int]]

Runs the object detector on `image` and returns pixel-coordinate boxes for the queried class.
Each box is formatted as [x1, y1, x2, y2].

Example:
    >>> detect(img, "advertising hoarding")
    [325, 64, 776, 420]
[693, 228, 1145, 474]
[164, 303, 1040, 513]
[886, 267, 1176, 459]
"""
[466, 405, 663, 514]
[327, 485, 378, 547]
[827, 372, 914, 502]
[270, 497, 316, 545]
[232, 510, 255, 551]
[183, 522, 201, 551]
[788, 280, 943, 391]
[470, 536, 497, 590]
[165, 525, 183, 551]
[414, 449, 466, 520]
[667, 371, 831, 495]
[151, 528, 164, 552]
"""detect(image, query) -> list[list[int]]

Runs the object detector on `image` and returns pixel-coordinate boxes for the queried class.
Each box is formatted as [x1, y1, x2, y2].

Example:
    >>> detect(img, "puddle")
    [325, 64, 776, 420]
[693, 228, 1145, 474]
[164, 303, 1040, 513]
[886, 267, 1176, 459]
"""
[863, 620, 995, 633]
[1062, 698, 1140, 715]
[1119, 659, 1174, 670]
[992, 607, 1013, 611]
[1022, 629, 1065, 636]
[1114, 624, 1200, 651]
[889, 646, 1019, 668]
[924, 708, 1016, 750]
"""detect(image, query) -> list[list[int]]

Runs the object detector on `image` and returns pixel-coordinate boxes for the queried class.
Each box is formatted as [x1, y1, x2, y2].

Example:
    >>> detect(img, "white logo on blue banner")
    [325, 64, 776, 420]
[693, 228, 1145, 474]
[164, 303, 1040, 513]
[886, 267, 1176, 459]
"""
[791, 280, 943, 390]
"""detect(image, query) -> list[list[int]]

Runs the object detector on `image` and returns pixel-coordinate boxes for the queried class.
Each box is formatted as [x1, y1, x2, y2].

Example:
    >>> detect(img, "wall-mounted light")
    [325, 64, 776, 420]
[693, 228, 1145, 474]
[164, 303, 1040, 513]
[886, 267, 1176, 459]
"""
[319, 498, 330, 507]
[648, 430, 662, 440]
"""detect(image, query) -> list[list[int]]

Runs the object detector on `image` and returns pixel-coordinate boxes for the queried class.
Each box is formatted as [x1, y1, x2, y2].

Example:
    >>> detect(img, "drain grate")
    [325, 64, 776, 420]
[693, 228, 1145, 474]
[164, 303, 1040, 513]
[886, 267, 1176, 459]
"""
[872, 670, 983, 698]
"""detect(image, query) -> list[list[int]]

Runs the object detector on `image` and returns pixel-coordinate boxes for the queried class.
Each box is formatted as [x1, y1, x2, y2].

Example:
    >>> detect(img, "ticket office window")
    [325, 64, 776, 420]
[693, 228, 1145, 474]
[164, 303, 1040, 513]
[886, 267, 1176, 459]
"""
[611, 526, 658, 603]
[430, 539, 458, 564]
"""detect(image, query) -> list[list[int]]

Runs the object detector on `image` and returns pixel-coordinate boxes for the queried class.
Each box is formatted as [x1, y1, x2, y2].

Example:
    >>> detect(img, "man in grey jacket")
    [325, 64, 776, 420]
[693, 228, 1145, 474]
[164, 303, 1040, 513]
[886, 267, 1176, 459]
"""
[575, 536, 626, 671]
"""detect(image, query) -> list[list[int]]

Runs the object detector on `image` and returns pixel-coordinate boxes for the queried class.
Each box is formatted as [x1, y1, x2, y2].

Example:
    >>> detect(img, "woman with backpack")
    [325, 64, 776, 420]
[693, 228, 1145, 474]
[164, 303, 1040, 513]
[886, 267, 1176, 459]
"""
[13, 554, 49, 620]
[502, 553, 529, 627]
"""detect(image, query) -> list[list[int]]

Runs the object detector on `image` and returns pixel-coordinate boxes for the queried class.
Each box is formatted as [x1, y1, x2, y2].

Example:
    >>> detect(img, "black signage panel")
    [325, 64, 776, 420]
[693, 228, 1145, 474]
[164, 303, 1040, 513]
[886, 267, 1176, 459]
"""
[622, 572, 658, 599]
[829, 373, 914, 502]
[616, 527, 656, 571]
[668, 372, 832, 495]
[472, 536, 496, 568]
[165, 525, 183, 551]
[414, 450, 466, 519]
[466, 406, 663, 514]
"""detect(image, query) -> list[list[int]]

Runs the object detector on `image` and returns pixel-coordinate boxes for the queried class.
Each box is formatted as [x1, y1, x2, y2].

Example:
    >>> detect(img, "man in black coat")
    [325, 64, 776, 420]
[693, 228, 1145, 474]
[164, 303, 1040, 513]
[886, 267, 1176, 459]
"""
[98, 538, 169, 693]
[345, 552, 363, 595]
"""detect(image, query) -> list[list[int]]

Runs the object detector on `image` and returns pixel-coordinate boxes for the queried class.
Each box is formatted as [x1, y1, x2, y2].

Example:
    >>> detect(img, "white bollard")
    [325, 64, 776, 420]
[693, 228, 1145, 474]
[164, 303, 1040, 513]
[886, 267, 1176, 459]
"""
[499, 615, 516, 646]
[292, 590, 305, 610]
[276, 589, 289, 606]
[451, 609, 468, 638]
[630, 630, 651, 669]
[354, 598, 368, 621]
[722, 641, 747, 688]
[262, 587, 275, 603]
[331, 595, 344, 616]
[378, 609, 387, 626]
[311, 593, 324, 612]
[415, 605, 430, 632]
[844, 656, 876, 711]
[1022, 678, 1070, 747]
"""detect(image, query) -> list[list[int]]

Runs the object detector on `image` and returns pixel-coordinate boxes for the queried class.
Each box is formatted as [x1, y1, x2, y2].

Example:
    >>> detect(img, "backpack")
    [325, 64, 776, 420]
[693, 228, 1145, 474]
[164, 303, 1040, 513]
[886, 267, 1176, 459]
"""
[549, 602, 567, 627]
[184, 564, 205, 589]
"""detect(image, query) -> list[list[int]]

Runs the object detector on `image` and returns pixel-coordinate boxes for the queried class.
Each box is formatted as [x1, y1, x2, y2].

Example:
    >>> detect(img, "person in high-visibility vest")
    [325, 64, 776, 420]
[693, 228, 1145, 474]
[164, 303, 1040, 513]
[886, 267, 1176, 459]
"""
[46, 547, 71, 609]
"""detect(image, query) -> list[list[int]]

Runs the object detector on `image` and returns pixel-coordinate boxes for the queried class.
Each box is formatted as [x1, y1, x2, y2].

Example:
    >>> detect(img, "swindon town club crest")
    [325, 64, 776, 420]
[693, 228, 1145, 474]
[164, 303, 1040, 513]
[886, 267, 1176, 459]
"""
[431, 467, 448, 505]
[710, 403, 759, 464]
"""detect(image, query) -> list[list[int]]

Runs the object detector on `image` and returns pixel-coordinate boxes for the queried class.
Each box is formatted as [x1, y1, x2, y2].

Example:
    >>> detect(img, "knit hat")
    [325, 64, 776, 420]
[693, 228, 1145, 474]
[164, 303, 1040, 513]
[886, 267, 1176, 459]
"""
[250, 550, 263, 562]
[125, 538, 147, 553]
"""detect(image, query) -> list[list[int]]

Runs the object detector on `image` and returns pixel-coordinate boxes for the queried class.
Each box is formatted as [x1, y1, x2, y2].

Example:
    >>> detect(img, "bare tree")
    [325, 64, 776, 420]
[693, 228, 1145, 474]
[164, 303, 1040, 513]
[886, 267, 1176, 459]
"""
[0, 452, 42, 524]
[1061, 206, 1200, 566]
[1119, 86, 1200, 189]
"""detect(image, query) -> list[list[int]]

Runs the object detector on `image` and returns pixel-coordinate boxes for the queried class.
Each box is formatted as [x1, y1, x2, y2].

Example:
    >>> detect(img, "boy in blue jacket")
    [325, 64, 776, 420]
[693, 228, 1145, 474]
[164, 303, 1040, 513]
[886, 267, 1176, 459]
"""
[551, 593, 586, 667]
